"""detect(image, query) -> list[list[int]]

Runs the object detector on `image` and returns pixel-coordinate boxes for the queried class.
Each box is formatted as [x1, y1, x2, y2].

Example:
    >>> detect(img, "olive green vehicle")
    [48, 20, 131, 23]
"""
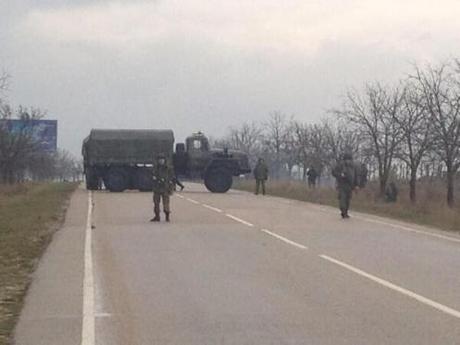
[82, 130, 251, 193]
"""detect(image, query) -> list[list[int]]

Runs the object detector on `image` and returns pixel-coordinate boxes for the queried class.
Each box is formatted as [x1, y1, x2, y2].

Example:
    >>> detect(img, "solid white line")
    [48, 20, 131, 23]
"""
[202, 204, 223, 213]
[225, 214, 254, 227]
[81, 192, 95, 345]
[354, 215, 460, 244]
[320, 254, 460, 319]
[261, 229, 308, 250]
[186, 198, 200, 205]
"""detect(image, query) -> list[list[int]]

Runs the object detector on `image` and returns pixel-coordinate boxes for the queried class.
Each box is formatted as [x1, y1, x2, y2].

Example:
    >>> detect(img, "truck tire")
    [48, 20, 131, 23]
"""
[135, 169, 153, 192]
[204, 168, 233, 193]
[86, 169, 99, 190]
[105, 168, 128, 192]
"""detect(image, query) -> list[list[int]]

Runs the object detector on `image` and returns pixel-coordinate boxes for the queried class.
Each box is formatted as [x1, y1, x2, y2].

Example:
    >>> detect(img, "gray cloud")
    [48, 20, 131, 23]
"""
[1, 1, 460, 155]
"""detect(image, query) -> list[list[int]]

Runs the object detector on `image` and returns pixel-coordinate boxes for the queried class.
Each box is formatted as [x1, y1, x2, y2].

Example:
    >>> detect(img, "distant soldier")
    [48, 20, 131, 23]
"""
[254, 158, 268, 195]
[307, 167, 318, 188]
[385, 181, 398, 202]
[151, 154, 175, 222]
[356, 163, 368, 188]
[332, 153, 358, 219]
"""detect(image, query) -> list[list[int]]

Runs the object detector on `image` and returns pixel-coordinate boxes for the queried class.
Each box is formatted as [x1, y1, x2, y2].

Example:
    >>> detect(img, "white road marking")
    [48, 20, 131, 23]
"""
[81, 191, 95, 345]
[186, 198, 200, 204]
[95, 312, 112, 318]
[353, 215, 460, 244]
[261, 229, 308, 250]
[202, 204, 223, 213]
[320, 254, 460, 320]
[225, 214, 254, 227]
[175, 194, 185, 199]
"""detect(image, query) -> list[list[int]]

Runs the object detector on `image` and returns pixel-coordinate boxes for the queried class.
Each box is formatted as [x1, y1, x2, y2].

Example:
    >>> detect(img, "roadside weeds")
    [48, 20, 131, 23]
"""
[0, 183, 78, 345]
[234, 179, 460, 234]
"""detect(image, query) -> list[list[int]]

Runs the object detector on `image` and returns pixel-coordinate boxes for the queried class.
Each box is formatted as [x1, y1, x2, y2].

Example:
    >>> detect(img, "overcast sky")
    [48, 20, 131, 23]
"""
[1, 0, 460, 155]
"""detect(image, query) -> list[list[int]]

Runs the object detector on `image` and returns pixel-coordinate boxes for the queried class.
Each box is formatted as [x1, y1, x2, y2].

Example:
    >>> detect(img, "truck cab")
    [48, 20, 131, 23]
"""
[174, 131, 251, 192]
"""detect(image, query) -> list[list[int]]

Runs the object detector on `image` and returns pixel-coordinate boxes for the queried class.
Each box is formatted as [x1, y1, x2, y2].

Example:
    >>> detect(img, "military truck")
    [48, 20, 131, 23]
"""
[82, 129, 251, 193]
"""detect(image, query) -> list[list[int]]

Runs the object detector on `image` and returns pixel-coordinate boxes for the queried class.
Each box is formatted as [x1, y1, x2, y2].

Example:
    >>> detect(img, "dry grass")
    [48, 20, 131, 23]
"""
[234, 179, 460, 233]
[0, 182, 77, 345]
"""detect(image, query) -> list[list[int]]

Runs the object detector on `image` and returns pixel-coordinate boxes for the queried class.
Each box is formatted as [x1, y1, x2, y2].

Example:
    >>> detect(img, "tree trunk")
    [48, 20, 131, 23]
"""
[379, 178, 386, 197]
[409, 169, 417, 203]
[446, 169, 455, 207]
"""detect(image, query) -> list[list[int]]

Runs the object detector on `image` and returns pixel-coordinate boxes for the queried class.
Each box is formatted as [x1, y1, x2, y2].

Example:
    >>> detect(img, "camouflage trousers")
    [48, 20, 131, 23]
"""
[338, 188, 352, 214]
[255, 179, 266, 195]
[153, 192, 170, 214]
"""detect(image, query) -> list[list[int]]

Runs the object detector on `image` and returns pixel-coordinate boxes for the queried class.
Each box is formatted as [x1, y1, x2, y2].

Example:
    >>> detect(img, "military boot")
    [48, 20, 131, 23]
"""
[150, 212, 160, 222]
[165, 212, 170, 222]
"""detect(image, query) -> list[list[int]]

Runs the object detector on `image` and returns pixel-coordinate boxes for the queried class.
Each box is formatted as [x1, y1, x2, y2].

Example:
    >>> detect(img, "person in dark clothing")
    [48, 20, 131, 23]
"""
[307, 167, 318, 188]
[151, 154, 175, 222]
[332, 153, 358, 219]
[385, 182, 398, 202]
[253, 158, 269, 195]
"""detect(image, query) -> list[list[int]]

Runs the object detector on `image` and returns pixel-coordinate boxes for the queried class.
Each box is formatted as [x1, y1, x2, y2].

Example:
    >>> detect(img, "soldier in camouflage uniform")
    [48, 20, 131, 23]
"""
[254, 158, 269, 195]
[151, 154, 175, 222]
[332, 153, 358, 219]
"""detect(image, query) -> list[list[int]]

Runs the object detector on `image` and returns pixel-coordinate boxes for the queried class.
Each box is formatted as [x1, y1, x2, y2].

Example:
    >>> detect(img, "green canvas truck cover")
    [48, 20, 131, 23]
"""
[83, 129, 174, 165]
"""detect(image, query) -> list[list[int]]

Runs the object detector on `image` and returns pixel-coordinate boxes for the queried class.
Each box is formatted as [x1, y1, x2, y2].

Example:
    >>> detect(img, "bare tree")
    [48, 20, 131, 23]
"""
[323, 119, 362, 165]
[264, 111, 290, 179]
[291, 121, 310, 181]
[0, 71, 9, 94]
[335, 83, 405, 196]
[393, 80, 432, 203]
[412, 62, 460, 207]
[0, 105, 47, 183]
[228, 122, 263, 165]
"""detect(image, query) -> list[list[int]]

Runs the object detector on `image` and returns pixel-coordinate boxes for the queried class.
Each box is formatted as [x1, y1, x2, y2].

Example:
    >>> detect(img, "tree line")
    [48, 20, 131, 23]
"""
[214, 60, 460, 207]
[0, 73, 82, 184]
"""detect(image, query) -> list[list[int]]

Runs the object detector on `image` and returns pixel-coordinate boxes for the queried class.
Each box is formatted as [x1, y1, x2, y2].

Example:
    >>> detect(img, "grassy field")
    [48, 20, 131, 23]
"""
[0, 182, 78, 345]
[234, 179, 460, 233]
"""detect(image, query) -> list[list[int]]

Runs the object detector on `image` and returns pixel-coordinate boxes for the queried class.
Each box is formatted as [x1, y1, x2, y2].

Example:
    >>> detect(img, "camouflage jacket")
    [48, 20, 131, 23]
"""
[254, 162, 268, 180]
[332, 162, 357, 190]
[152, 165, 175, 194]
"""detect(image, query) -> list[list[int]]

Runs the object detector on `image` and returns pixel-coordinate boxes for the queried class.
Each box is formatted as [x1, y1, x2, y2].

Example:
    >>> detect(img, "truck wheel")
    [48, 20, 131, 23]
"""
[204, 169, 233, 193]
[86, 169, 99, 190]
[105, 168, 128, 192]
[135, 169, 153, 192]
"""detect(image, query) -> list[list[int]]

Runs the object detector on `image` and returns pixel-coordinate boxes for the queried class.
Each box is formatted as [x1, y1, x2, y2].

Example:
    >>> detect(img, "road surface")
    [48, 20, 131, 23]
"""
[15, 183, 460, 344]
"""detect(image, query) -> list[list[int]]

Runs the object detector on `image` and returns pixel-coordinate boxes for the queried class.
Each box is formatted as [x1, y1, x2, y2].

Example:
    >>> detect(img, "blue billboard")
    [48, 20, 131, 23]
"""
[1, 119, 58, 152]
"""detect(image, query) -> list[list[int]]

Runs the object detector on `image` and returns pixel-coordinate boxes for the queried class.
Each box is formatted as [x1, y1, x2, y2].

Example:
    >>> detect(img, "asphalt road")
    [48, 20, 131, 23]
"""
[15, 183, 460, 344]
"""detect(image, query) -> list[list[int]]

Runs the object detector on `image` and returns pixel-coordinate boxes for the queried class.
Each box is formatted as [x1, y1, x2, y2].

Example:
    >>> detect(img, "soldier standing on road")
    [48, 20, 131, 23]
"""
[254, 158, 269, 195]
[151, 154, 175, 222]
[332, 153, 358, 219]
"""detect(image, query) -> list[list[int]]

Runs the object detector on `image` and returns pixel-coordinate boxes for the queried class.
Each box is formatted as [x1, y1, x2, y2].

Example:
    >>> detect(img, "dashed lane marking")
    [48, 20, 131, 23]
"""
[81, 191, 95, 345]
[225, 214, 254, 227]
[202, 204, 223, 213]
[261, 229, 308, 250]
[320, 254, 460, 320]
[186, 198, 200, 204]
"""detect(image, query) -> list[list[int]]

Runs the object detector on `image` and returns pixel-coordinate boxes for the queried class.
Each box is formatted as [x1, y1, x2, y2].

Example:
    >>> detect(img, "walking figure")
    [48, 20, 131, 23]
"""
[332, 153, 358, 219]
